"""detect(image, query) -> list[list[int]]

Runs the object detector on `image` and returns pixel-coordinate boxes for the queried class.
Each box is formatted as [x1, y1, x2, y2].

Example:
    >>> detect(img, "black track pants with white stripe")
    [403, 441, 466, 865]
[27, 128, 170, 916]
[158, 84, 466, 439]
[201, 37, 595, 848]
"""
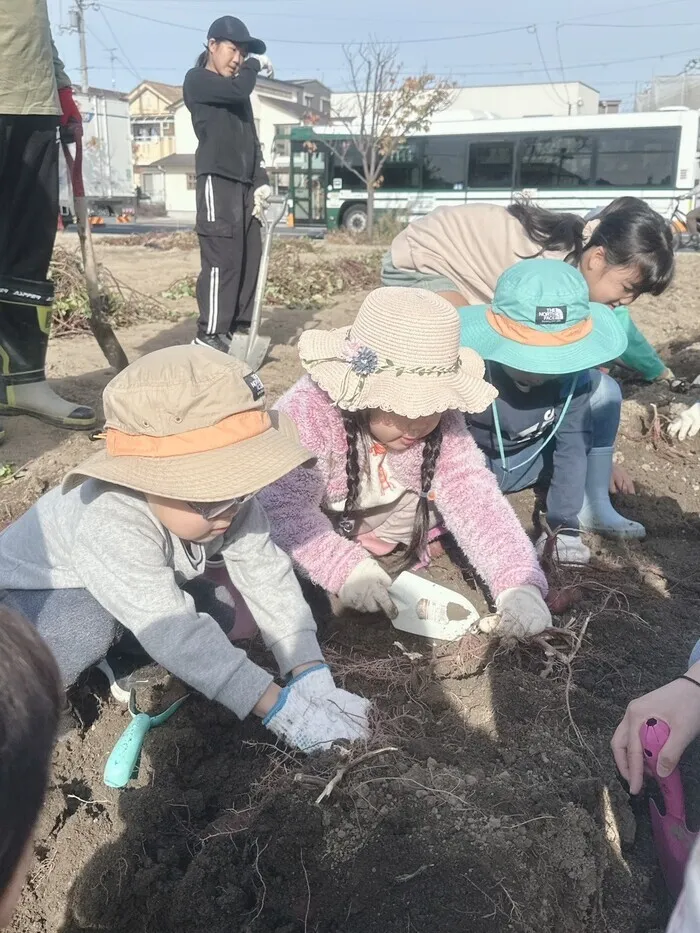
[194, 174, 262, 337]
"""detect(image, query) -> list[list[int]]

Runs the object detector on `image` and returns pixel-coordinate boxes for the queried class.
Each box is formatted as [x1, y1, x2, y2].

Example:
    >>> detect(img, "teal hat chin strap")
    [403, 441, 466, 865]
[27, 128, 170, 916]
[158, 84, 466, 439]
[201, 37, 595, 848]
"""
[489, 364, 580, 479]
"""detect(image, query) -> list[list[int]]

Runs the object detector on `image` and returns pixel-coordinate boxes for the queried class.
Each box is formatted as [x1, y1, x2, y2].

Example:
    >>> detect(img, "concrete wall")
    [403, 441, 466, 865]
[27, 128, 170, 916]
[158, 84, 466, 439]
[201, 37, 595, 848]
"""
[164, 171, 195, 215]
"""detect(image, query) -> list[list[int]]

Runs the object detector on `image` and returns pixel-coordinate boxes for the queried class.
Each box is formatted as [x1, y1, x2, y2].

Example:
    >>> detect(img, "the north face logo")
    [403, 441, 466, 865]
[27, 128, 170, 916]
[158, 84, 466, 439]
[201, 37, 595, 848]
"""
[244, 372, 265, 400]
[535, 305, 567, 324]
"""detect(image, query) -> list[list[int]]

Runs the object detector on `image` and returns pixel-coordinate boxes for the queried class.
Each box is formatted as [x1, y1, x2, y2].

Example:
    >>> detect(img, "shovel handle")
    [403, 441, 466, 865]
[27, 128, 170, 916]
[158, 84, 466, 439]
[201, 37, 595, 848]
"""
[641, 718, 687, 822]
[104, 712, 152, 788]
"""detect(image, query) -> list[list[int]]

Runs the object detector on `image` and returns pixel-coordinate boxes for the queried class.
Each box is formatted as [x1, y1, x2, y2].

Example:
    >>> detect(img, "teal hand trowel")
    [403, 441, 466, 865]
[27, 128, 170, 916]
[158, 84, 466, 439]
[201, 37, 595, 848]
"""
[104, 689, 188, 788]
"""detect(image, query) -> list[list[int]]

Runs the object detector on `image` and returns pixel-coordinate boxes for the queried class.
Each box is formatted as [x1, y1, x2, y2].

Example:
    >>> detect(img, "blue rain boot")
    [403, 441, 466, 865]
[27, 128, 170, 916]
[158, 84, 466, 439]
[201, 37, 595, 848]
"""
[578, 446, 646, 539]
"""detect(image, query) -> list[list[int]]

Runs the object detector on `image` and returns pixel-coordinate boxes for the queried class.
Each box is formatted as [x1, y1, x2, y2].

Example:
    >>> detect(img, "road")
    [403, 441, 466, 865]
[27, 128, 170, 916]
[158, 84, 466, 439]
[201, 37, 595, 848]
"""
[62, 218, 327, 239]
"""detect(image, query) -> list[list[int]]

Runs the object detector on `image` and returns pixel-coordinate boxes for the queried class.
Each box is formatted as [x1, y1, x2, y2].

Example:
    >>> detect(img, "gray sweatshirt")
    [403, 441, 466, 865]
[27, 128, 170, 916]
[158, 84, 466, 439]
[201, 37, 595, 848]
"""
[0, 480, 322, 717]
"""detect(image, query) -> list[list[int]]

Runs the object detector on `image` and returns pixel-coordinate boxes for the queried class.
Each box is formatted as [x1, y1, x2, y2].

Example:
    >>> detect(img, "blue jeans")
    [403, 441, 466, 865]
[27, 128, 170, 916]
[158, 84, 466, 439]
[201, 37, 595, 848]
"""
[589, 370, 622, 448]
[488, 370, 622, 494]
[689, 640, 700, 668]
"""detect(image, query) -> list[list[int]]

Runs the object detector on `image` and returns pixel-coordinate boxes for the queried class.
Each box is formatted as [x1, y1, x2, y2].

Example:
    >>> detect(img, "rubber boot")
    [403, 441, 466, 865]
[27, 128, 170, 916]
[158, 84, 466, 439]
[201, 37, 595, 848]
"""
[0, 284, 95, 429]
[578, 446, 646, 539]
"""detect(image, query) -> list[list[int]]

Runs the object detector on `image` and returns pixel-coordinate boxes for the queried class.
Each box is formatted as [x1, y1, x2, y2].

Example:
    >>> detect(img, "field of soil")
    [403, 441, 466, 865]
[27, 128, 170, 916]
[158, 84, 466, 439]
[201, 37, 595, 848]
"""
[3, 237, 700, 933]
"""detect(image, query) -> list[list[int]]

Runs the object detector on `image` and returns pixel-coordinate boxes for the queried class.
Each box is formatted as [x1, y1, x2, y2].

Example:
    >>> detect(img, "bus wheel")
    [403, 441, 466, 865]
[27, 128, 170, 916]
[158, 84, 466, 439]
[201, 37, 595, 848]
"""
[343, 205, 367, 234]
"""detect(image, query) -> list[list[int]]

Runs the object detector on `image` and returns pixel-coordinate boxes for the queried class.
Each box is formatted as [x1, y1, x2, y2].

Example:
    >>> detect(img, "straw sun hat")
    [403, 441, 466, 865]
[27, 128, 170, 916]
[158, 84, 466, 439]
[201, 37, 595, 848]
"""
[63, 345, 314, 501]
[299, 287, 497, 418]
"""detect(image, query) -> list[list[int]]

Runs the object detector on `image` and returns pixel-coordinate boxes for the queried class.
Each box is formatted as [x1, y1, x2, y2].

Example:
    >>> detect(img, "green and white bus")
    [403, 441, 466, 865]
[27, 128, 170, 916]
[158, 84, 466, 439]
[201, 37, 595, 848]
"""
[281, 109, 700, 233]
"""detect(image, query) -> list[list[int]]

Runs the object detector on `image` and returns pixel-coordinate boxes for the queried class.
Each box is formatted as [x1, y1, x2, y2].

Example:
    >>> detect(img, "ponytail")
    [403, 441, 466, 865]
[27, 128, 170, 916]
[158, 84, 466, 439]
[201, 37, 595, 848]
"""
[507, 199, 585, 265]
[195, 44, 209, 68]
[508, 195, 674, 297]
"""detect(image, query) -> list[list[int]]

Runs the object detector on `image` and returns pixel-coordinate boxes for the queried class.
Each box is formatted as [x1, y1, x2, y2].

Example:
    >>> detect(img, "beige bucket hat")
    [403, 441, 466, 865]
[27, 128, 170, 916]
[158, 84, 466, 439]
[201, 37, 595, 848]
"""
[63, 345, 314, 501]
[299, 287, 497, 418]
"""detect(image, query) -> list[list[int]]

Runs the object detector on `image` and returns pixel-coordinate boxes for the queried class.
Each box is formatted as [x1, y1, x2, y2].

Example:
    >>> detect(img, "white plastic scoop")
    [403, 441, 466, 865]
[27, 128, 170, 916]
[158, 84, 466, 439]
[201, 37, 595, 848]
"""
[388, 572, 480, 641]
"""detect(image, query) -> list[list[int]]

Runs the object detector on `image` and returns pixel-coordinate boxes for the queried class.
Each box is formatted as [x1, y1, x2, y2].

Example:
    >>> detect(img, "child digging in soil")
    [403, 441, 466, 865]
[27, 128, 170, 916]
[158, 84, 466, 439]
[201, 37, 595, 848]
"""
[459, 259, 636, 566]
[0, 346, 370, 753]
[259, 287, 552, 638]
[0, 608, 61, 928]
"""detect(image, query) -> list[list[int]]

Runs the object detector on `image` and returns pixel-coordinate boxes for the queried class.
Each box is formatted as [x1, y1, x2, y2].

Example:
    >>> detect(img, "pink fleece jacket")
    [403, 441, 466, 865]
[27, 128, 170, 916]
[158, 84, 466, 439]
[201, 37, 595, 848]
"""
[260, 376, 548, 599]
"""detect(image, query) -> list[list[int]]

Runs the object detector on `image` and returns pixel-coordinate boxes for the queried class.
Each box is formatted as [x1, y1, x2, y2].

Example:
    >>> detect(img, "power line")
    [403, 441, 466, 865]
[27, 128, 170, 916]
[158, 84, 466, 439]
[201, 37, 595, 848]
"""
[99, 7, 142, 81]
[99, 6, 533, 45]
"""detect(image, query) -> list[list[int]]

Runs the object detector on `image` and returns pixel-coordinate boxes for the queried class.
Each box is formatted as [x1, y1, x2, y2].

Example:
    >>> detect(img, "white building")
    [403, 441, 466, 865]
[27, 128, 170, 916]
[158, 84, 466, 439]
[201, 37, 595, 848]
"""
[332, 80, 600, 123]
[137, 75, 330, 219]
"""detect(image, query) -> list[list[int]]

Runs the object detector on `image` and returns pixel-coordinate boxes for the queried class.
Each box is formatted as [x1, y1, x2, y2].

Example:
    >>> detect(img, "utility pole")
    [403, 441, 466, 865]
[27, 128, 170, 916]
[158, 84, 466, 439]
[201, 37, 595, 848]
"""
[67, 0, 90, 93]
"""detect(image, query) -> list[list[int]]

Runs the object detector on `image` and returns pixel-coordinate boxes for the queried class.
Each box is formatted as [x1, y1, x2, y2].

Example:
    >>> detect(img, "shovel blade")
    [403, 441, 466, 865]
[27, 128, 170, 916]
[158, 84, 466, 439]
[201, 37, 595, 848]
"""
[649, 799, 698, 899]
[388, 572, 480, 641]
[228, 334, 271, 372]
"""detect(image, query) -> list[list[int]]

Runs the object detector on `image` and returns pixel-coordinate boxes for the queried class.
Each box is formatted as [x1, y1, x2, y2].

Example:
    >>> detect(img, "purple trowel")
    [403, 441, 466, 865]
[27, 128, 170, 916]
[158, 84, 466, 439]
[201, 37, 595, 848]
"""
[641, 717, 699, 899]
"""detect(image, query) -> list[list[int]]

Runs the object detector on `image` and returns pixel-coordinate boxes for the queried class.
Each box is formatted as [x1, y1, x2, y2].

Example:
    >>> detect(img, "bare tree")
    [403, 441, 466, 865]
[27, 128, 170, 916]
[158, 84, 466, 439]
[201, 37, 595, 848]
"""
[325, 41, 454, 238]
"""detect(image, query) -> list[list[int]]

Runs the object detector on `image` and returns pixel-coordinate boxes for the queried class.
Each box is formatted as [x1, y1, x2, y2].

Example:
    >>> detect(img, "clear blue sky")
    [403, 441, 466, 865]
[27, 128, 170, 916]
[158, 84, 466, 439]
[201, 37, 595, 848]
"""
[48, 0, 699, 108]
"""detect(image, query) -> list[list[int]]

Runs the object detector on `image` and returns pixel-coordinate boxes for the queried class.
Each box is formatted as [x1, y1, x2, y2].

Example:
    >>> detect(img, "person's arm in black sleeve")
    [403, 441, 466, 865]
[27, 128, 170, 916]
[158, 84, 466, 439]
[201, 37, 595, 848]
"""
[248, 100, 270, 188]
[184, 58, 261, 106]
[546, 377, 592, 534]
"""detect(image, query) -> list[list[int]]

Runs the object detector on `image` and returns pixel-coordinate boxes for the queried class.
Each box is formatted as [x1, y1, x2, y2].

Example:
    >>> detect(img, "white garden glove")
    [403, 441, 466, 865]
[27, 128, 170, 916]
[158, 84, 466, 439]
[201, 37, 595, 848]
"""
[252, 183, 272, 222]
[479, 585, 551, 639]
[250, 54, 274, 77]
[287, 664, 371, 721]
[668, 401, 700, 442]
[263, 680, 370, 753]
[536, 532, 591, 566]
[338, 557, 397, 619]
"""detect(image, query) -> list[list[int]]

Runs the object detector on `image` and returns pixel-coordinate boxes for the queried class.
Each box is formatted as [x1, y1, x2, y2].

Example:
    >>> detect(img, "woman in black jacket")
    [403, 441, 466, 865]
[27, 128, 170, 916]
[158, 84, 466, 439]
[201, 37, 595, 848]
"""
[184, 16, 272, 353]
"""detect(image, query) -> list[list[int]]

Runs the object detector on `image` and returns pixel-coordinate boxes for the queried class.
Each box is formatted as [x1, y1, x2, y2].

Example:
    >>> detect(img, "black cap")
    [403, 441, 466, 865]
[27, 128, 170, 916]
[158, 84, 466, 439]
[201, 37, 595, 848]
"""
[207, 16, 266, 55]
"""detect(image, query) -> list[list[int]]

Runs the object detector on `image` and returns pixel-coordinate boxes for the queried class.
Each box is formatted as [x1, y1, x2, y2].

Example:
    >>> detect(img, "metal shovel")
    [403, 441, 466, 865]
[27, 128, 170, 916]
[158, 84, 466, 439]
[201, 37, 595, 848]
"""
[641, 717, 699, 899]
[228, 194, 289, 372]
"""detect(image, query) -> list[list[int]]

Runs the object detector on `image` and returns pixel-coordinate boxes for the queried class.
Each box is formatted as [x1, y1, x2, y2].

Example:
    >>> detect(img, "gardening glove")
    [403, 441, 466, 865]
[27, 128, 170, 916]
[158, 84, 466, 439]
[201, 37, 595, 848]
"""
[252, 183, 272, 222]
[58, 86, 82, 143]
[263, 680, 370, 753]
[287, 663, 372, 721]
[669, 401, 700, 442]
[536, 532, 591, 566]
[251, 54, 274, 78]
[338, 557, 397, 619]
[479, 585, 551, 639]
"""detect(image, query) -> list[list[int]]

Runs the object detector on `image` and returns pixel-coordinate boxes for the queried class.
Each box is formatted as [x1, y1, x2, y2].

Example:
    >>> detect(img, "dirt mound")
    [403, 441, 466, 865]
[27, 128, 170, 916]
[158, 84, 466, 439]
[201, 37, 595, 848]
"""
[6, 251, 700, 933]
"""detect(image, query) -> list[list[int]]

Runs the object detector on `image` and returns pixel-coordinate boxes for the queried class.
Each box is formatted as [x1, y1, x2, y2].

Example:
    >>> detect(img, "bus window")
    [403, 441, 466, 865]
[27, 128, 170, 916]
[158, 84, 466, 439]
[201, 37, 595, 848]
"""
[381, 143, 421, 190]
[467, 140, 515, 188]
[422, 136, 467, 190]
[517, 134, 593, 188]
[594, 127, 679, 187]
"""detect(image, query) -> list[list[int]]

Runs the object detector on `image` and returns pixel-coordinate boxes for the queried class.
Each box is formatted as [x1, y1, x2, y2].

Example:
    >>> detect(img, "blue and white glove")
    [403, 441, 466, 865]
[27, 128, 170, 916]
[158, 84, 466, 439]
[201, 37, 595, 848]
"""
[263, 673, 371, 753]
[287, 664, 371, 721]
[536, 532, 591, 566]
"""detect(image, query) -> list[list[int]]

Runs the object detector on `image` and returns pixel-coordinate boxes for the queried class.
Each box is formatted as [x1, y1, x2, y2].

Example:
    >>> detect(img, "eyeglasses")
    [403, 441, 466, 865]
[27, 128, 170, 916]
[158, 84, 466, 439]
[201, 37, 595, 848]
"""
[187, 493, 254, 520]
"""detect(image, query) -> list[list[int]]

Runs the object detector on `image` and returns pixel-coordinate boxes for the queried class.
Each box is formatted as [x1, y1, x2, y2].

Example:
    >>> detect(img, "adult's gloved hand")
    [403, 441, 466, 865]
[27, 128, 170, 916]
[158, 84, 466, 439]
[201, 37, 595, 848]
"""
[536, 532, 591, 566]
[263, 678, 370, 752]
[252, 183, 271, 222]
[338, 557, 397, 618]
[287, 663, 371, 720]
[250, 54, 274, 78]
[58, 87, 82, 143]
[669, 401, 700, 442]
[479, 585, 551, 638]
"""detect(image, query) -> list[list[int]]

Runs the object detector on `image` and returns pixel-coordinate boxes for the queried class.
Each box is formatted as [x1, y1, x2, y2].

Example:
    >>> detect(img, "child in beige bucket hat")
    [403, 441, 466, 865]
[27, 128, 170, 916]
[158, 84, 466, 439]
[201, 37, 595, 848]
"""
[0, 345, 370, 753]
[260, 287, 552, 639]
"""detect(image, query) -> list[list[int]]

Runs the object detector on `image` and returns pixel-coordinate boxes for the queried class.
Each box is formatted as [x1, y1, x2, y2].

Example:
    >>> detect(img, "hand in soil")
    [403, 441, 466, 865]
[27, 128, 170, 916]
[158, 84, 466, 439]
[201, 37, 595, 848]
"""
[610, 463, 636, 495]
[612, 662, 700, 795]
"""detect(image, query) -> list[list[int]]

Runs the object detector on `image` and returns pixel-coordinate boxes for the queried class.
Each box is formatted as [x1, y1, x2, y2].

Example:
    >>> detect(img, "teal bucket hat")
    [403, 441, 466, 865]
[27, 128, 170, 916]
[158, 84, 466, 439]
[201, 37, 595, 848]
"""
[459, 259, 628, 375]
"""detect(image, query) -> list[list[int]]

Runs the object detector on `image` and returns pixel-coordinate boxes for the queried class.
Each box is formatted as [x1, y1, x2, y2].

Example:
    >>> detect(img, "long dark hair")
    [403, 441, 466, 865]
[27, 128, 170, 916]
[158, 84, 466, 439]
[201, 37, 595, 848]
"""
[338, 412, 443, 571]
[507, 196, 674, 296]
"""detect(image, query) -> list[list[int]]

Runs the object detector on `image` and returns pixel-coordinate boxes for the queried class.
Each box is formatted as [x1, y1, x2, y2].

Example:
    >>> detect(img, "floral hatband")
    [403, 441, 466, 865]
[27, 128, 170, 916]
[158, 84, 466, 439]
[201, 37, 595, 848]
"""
[304, 337, 461, 407]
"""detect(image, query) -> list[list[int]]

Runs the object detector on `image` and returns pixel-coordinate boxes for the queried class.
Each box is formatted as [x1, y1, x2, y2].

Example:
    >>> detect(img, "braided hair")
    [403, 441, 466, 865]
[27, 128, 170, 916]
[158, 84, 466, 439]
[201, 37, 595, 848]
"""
[398, 424, 443, 571]
[338, 412, 443, 570]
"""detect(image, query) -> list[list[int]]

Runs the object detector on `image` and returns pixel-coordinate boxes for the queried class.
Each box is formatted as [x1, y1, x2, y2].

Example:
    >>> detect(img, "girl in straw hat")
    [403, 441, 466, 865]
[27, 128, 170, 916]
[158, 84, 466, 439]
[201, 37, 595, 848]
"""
[459, 259, 639, 567]
[0, 345, 370, 753]
[260, 287, 552, 639]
